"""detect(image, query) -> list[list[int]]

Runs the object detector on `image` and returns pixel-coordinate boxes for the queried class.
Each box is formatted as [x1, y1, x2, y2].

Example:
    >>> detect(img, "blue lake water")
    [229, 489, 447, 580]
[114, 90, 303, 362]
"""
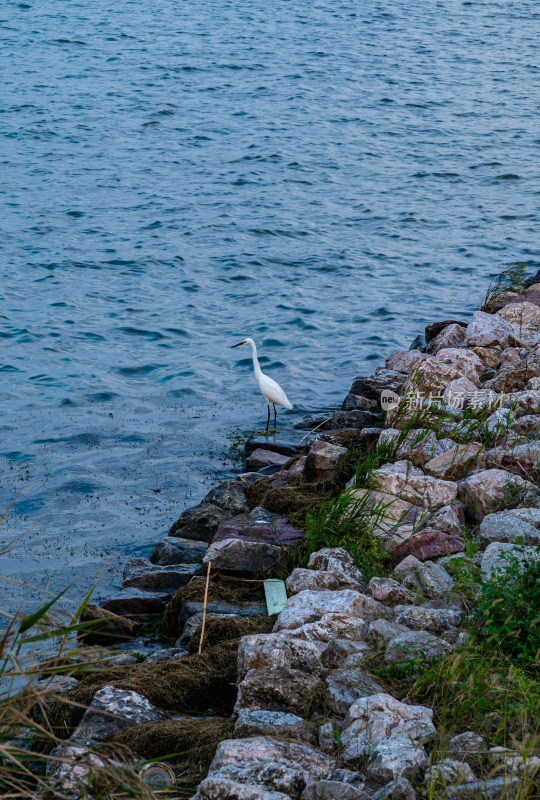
[1, 0, 539, 612]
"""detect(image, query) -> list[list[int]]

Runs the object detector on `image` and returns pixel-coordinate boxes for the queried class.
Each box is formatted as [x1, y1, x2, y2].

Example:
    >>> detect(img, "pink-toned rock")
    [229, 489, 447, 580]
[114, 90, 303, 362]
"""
[425, 320, 468, 343]
[500, 347, 527, 367]
[272, 456, 306, 482]
[497, 301, 540, 331]
[390, 529, 464, 564]
[213, 513, 304, 546]
[403, 358, 462, 396]
[273, 589, 386, 632]
[465, 310, 520, 349]
[458, 468, 540, 521]
[471, 347, 502, 369]
[484, 354, 540, 394]
[385, 350, 427, 374]
[427, 324, 467, 355]
[367, 577, 416, 605]
[442, 377, 478, 404]
[348, 487, 429, 535]
[506, 390, 540, 417]
[428, 504, 465, 537]
[435, 348, 483, 386]
[304, 439, 348, 483]
[371, 461, 458, 509]
[424, 444, 486, 481]
[246, 448, 289, 472]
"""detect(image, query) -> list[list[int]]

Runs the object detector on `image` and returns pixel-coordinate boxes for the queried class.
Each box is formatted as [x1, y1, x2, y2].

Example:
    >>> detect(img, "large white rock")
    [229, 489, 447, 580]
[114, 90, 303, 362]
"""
[274, 613, 368, 644]
[429, 504, 466, 537]
[435, 348, 483, 386]
[70, 685, 165, 747]
[509, 506, 540, 528]
[341, 694, 434, 780]
[478, 511, 540, 546]
[237, 633, 326, 679]
[458, 469, 540, 521]
[465, 311, 519, 349]
[207, 737, 334, 796]
[384, 630, 453, 665]
[286, 568, 365, 595]
[273, 590, 386, 632]
[481, 542, 540, 579]
[385, 350, 427, 374]
[392, 555, 454, 596]
[427, 324, 467, 354]
[497, 301, 540, 331]
[307, 547, 366, 584]
[371, 461, 458, 509]
[393, 603, 463, 634]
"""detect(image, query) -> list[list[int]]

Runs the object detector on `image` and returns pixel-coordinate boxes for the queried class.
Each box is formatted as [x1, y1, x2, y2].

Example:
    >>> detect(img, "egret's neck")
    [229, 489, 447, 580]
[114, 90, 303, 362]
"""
[248, 341, 262, 381]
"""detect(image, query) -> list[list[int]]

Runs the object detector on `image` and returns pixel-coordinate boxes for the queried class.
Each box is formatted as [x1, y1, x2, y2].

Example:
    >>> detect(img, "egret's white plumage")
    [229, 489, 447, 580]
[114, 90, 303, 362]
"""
[231, 337, 292, 430]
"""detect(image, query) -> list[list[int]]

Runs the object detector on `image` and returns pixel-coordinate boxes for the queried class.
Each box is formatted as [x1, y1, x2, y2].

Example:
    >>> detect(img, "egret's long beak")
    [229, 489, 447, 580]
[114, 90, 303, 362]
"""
[231, 341, 245, 348]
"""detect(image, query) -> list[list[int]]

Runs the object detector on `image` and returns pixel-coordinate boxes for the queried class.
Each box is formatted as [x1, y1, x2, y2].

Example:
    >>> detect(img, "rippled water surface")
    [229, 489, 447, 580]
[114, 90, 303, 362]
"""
[1, 0, 539, 611]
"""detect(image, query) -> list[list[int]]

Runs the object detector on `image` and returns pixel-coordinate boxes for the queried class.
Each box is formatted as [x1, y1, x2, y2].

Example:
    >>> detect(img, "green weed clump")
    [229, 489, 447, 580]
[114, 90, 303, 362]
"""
[304, 491, 393, 580]
[473, 555, 540, 671]
[481, 261, 528, 313]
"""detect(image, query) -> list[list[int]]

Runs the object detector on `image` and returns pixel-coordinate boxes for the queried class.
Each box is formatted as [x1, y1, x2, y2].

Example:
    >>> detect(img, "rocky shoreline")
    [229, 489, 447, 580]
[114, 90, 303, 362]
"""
[44, 272, 540, 799]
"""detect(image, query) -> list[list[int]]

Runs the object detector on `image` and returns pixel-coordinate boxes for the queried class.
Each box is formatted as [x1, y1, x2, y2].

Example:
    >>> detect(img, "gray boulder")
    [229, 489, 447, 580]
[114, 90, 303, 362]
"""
[478, 511, 540, 546]
[392, 555, 454, 596]
[204, 480, 249, 514]
[169, 502, 228, 541]
[121, 557, 202, 593]
[234, 710, 315, 743]
[481, 542, 540, 579]
[385, 630, 453, 665]
[235, 667, 325, 716]
[150, 536, 208, 565]
[372, 778, 416, 800]
[393, 602, 463, 634]
[326, 669, 385, 716]
[70, 685, 165, 747]
[203, 538, 283, 575]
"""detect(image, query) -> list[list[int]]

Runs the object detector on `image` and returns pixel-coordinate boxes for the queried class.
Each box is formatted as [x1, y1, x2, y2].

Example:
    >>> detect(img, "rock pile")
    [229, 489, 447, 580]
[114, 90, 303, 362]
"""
[46, 278, 540, 798]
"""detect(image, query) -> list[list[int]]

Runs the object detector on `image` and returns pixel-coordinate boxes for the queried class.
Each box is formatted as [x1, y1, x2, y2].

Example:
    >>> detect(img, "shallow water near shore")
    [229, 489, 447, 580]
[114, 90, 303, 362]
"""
[1, 0, 539, 613]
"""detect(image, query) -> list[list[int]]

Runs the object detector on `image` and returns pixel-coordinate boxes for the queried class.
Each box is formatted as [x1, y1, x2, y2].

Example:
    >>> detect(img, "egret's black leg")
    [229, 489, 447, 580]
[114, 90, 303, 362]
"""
[273, 404, 277, 431]
[266, 405, 271, 432]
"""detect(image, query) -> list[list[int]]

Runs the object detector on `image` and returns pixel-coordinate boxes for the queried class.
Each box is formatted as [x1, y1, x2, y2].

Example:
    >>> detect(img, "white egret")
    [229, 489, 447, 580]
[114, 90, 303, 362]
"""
[231, 337, 293, 431]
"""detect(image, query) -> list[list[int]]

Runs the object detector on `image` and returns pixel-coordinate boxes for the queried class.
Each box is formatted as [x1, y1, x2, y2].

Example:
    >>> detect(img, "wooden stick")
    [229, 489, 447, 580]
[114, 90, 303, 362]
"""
[198, 560, 212, 656]
[299, 417, 332, 446]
